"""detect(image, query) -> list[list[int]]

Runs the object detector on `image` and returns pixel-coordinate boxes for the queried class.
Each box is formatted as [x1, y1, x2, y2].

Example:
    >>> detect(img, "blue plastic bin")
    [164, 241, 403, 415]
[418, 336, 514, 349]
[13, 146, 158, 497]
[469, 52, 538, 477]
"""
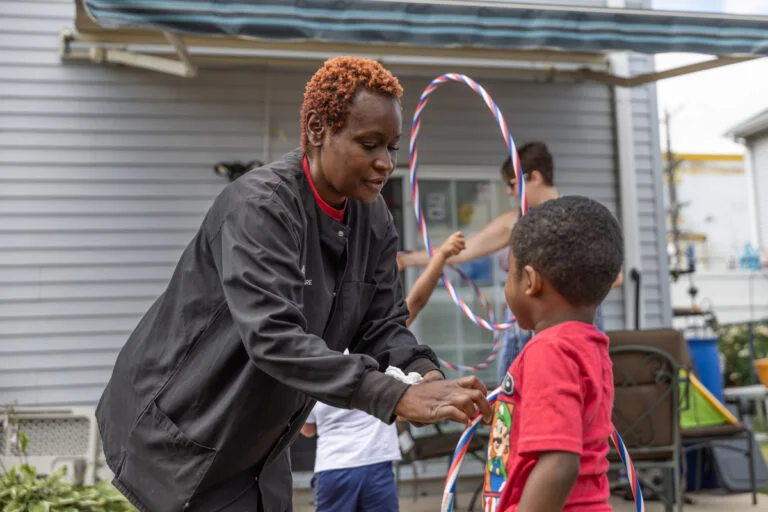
[685, 336, 725, 490]
[687, 337, 724, 402]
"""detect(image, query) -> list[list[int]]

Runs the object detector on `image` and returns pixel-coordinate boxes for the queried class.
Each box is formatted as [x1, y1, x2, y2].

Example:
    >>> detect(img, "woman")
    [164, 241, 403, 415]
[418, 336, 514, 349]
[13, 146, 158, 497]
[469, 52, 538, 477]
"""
[95, 57, 491, 512]
[398, 142, 622, 382]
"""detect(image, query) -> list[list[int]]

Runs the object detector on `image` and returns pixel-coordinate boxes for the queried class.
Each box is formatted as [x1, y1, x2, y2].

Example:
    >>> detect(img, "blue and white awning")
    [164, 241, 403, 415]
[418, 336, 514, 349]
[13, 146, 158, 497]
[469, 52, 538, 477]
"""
[81, 0, 768, 57]
[65, 0, 768, 83]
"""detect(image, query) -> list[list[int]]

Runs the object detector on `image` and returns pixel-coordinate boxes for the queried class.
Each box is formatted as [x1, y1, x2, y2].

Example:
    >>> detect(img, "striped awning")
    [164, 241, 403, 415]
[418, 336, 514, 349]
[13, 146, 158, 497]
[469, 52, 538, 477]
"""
[62, 0, 768, 83]
[81, 0, 768, 57]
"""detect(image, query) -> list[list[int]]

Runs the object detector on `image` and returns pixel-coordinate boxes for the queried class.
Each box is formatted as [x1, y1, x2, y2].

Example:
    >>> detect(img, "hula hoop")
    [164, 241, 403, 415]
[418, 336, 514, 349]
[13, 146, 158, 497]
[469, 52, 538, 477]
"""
[434, 265, 503, 371]
[399, 250, 506, 371]
[442, 389, 646, 512]
[409, 73, 526, 332]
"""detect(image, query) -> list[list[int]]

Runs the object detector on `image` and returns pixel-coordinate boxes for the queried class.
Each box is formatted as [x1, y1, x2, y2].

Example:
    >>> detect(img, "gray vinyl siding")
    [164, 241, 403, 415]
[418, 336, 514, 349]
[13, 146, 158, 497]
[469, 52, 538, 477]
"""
[1, 0, 668, 406]
[629, 54, 673, 328]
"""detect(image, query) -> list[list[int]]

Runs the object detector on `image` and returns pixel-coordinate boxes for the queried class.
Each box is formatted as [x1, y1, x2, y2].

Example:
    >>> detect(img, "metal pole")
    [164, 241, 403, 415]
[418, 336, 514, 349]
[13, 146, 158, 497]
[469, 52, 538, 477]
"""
[748, 273, 757, 384]
[748, 321, 757, 385]
[664, 109, 683, 269]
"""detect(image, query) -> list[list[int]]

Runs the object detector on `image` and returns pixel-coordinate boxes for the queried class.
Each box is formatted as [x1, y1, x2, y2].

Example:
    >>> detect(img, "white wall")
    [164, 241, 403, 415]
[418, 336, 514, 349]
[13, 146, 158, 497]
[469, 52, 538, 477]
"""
[671, 271, 768, 326]
[746, 134, 768, 249]
[663, 160, 752, 270]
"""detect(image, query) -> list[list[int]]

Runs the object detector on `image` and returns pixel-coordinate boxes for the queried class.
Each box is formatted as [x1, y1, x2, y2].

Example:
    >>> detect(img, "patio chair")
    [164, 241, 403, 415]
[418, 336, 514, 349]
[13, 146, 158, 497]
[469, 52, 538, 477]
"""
[608, 341, 683, 512]
[609, 328, 759, 509]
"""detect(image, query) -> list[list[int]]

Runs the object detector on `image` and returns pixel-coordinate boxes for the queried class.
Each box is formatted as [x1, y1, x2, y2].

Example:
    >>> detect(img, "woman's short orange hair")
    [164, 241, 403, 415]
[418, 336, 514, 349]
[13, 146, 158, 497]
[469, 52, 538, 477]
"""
[300, 56, 403, 151]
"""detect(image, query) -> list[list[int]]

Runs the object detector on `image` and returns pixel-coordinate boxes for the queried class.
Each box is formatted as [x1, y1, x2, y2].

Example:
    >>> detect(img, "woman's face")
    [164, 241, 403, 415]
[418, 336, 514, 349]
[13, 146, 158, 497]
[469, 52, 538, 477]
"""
[308, 89, 402, 205]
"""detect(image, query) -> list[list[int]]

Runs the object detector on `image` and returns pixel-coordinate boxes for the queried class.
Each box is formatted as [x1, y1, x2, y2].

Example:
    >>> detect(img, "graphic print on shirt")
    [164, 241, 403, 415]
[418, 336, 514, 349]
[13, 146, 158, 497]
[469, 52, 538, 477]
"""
[483, 393, 515, 512]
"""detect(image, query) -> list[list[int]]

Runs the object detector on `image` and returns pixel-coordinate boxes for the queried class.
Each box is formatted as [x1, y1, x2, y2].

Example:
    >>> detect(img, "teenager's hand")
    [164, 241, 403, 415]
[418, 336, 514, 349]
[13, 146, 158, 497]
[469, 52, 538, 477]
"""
[394, 376, 492, 427]
[437, 232, 465, 260]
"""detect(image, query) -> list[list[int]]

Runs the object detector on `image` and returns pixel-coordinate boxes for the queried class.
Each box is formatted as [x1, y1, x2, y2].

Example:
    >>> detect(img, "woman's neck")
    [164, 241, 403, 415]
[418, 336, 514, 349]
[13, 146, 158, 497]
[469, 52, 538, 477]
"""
[306, 154, 346, 208]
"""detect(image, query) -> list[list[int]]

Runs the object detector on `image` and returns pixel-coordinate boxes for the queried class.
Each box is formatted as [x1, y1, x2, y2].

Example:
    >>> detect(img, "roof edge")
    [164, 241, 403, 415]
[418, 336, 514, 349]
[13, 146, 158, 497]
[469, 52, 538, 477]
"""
[726, 108, 768, 140]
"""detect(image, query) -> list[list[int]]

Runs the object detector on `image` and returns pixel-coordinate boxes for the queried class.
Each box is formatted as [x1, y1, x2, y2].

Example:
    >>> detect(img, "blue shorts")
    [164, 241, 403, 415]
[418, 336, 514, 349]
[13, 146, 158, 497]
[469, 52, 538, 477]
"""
[315, 461, 399, 512]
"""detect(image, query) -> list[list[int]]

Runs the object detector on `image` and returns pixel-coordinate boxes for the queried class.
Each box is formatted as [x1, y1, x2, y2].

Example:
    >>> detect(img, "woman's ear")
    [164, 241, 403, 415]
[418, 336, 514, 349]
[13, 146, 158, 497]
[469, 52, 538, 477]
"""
[305, 110, 325, 148]
[523, 265, 542, 297]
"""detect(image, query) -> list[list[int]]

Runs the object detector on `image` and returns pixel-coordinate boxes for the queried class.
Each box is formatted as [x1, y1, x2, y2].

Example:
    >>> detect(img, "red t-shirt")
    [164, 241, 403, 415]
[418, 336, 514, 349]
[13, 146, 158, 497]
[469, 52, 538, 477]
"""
[483, 321, 614, 512]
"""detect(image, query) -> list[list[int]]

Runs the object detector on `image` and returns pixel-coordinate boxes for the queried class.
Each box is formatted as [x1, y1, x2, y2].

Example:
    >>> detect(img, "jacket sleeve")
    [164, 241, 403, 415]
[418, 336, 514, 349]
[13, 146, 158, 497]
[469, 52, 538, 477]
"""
[349, 219, 443, 378]
[208, 190, 409, 423]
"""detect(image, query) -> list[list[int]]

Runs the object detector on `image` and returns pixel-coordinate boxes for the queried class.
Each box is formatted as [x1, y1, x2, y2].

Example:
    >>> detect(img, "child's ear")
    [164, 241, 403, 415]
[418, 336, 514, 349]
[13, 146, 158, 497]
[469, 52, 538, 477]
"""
[523, 265, 542, 297]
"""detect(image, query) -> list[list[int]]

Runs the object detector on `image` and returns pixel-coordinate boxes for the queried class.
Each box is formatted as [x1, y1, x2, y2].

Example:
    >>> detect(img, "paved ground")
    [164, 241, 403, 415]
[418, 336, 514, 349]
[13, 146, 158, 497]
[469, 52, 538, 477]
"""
[293, 491, 764, 511]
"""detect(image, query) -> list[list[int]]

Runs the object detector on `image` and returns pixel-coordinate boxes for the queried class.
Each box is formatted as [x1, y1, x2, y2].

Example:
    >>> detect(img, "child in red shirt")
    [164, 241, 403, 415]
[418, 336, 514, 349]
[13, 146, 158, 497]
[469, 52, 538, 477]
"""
[483, 195, 624, 512]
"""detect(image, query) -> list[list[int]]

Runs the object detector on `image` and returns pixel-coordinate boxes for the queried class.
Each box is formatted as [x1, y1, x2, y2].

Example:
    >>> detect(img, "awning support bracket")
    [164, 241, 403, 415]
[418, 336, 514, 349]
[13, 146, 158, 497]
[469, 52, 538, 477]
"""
[574, 55, 757, 87]
[60, 29, 197, 78]
[59, 28, 760, 86]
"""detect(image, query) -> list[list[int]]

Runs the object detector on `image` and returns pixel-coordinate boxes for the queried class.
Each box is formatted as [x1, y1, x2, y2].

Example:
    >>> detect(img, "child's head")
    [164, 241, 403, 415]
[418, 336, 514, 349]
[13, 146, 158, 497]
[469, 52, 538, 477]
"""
[504, 196, 624, 331]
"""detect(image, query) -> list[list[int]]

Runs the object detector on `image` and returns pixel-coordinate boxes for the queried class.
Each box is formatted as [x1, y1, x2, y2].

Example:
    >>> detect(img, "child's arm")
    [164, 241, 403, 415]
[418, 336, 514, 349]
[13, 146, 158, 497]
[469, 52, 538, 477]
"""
[397, 210, 516, 269]
[299, 423, 316, 437]
[405, 232, 465, 327]
[516, 451, 580, 512]
[300, 407, 318, 437]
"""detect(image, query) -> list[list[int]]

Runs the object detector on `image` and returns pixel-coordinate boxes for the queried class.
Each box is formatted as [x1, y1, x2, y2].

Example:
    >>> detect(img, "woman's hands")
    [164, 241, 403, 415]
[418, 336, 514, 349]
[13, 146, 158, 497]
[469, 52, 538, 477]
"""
[394, 375, 493, 427]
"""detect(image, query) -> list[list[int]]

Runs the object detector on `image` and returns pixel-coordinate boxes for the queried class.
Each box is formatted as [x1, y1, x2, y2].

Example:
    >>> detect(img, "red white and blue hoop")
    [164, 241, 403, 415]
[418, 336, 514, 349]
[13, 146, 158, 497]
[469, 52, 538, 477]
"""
[400, 250, 506, 371]
[442, 389, 646, 512]
[409, 73, 524, 333]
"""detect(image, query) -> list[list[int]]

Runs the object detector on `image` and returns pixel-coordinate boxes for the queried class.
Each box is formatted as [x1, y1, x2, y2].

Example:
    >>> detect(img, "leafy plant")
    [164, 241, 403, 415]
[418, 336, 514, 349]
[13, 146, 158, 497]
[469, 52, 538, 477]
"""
[0, 465, 135, 512]
[0, 403, 136, 512]
[718, 322, 768, 388]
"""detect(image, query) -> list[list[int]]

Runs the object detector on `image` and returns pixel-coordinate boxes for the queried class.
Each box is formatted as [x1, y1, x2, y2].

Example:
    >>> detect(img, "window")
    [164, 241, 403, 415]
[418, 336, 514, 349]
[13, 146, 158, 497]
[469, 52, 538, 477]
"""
[397, 177, 513, 386]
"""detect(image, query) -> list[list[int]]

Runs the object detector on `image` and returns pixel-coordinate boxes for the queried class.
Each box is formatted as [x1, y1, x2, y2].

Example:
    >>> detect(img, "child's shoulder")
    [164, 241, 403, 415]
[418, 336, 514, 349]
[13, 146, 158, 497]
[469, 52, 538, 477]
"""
[539, 321, 608, 347]
[523, 322, 608, 366]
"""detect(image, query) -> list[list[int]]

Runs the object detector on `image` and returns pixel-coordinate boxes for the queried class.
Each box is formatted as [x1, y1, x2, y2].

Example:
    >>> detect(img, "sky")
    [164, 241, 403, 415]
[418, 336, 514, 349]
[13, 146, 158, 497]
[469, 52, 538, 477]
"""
[652, 0, 768, 154]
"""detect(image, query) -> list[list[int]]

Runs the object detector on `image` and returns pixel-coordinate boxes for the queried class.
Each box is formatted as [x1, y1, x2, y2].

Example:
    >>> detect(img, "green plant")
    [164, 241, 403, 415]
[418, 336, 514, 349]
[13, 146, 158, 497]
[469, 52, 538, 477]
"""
[0, 465, 135, 512]
[0, 403, 136, 512]
[718, 322, 768, 388]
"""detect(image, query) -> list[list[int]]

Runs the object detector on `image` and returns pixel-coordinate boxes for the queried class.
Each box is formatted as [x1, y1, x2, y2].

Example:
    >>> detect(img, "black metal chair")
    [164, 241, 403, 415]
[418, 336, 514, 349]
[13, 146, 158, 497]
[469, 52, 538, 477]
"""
[609, 343, 684, 512]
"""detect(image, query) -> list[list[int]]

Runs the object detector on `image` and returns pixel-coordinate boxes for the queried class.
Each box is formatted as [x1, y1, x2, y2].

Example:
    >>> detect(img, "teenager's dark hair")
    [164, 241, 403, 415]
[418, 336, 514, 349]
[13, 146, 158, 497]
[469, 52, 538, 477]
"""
[501, 142, 554, 186]
[510, 196, 623, 307]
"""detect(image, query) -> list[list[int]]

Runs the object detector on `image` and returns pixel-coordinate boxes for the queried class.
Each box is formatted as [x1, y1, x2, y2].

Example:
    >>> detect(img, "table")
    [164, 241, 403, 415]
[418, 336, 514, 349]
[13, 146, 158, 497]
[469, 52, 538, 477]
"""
[723, 384, 768, 423]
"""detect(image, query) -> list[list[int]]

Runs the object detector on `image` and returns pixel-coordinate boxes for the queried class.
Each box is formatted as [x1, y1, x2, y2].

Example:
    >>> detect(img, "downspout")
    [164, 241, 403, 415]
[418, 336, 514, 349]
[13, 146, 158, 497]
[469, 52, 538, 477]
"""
[608, 0, 644, 329]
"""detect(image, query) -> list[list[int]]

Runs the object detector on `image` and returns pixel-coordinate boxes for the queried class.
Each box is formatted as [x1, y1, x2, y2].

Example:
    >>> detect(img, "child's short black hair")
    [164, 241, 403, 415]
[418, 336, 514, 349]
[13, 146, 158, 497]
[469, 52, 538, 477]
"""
[510, 196, 624, 307]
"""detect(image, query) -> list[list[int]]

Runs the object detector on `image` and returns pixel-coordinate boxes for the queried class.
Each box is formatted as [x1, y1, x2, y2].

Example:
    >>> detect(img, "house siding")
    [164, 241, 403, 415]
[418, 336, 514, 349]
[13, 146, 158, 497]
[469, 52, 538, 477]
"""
[0, 0, 671, 406]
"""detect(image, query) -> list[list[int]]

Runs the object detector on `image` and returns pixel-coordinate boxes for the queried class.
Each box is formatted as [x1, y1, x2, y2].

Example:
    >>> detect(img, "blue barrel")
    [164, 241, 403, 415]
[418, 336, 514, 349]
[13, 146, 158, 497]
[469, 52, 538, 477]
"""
[687, 337, 724, 403]
[685, 336, 725, 490]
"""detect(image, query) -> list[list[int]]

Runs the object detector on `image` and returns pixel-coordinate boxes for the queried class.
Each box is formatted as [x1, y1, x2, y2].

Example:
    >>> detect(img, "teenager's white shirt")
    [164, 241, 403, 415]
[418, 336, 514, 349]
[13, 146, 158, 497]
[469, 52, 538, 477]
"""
[306, 351, 402, 473]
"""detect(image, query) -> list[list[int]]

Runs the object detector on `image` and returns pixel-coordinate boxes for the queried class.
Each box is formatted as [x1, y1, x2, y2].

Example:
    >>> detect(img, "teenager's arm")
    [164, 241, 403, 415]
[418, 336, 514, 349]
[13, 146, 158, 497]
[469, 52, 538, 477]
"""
[517, 451, 580, 512]
[398, 209, 518, 269]
[405, 232, 465, 327]
[612, 269, 624, 289]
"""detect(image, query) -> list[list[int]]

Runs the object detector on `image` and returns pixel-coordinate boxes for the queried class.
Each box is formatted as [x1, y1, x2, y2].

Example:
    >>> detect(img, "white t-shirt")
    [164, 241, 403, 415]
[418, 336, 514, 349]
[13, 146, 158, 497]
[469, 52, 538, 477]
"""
[306, 402, 402, 473]
[306, 350, 402, 474]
